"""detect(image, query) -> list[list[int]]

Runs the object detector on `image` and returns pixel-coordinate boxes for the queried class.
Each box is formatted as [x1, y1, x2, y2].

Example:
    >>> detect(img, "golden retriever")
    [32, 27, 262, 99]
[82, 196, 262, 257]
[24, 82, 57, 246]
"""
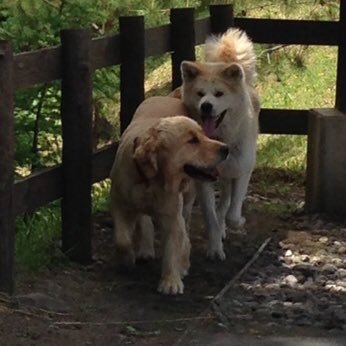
[110, 96, 228, 294]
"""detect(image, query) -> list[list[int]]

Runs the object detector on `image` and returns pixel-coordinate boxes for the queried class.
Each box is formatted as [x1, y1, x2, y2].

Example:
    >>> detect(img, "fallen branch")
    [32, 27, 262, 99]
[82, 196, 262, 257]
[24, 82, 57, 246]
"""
[213, 237, 272, 304]
[54, 315, 214, 328]
[258, 45, 289, 58]
[175, 236, 272, 346]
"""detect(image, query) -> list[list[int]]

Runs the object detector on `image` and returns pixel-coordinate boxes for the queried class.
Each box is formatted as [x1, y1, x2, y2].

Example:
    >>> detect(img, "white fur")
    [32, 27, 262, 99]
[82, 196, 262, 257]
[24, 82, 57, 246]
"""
[181, 28, 260, 260]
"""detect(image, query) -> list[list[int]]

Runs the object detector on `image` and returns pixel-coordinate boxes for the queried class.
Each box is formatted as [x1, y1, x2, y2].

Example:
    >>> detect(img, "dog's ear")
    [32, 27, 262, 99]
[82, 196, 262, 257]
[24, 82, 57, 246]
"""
[181, 61, 201, 81]
[133, 128, 161, 180]
[222, 63, 244, 82]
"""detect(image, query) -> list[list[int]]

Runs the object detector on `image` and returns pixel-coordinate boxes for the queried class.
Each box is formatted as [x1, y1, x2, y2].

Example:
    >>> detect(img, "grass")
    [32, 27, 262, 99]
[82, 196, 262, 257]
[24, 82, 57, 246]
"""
[16, 202, 63, 270]
[15, 1, 338, 270]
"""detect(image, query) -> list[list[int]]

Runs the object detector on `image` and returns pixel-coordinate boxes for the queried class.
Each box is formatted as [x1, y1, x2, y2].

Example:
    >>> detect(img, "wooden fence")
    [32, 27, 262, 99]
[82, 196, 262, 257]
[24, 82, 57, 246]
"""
[0, 3, 345, 294]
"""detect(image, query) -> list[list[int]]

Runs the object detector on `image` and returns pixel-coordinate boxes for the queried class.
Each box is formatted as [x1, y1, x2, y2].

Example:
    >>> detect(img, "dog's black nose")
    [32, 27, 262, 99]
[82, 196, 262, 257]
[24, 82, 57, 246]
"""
[201, 102, 213, 114]
[219, 144, 229, 159]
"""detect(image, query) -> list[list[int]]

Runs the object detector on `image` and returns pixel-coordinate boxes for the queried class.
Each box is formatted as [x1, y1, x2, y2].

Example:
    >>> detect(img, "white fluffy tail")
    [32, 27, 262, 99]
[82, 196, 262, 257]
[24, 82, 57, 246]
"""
[204, 28, 256, 84]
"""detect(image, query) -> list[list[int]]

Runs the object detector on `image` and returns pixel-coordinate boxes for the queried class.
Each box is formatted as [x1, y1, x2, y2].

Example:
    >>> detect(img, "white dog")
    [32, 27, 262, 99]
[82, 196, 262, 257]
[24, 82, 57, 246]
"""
[180, 28, 260, 260]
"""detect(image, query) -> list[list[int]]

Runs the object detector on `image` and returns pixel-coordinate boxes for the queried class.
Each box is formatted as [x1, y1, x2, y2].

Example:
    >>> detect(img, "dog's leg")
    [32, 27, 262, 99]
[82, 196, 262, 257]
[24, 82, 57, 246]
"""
[216, 179, 232, 239]
[182, 184, 196, 233]
[136, 215, 155, 260]
[156, 199, 190, 294]
[226, 172, 251, 230]
[112, 207, 137, 267]
[196, 182, 225, 260]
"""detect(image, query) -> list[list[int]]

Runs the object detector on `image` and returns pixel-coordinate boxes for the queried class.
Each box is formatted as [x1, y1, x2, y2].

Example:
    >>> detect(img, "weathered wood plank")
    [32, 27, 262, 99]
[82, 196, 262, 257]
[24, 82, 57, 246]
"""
[14, 17, 340, 89]
[195, 17, 210, 45]
[91, 34, 121, 70]
[14, 143, 118, 216]
[209, 4, 234, 34]
[14, 166, 63, 216]
[0, 41, 15, 294]
[170, 8, 196, 89]
[145, 24, 171, 56]
[234, 18, 339, 45]
[60, 29, 93, 263]
[335, 0, 346, 112]
[260, 108, 308, 134]
[119, 16, 145, 133]
[92, 143, 118, 183]
[14, 45, 61, 89]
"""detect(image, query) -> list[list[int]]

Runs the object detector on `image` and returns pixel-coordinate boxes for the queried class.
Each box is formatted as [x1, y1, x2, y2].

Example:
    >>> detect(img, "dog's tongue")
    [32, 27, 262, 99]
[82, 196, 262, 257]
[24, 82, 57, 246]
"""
[202, 118, 216, 137]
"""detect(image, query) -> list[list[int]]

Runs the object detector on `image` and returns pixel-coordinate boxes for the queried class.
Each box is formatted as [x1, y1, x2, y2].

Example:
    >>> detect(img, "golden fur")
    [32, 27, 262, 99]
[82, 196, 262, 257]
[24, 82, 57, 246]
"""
[110, 96, 228, 294]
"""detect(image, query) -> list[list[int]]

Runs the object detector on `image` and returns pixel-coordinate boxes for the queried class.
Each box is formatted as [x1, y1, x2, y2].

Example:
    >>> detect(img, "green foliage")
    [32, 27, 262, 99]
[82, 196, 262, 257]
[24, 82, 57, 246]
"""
[16, 202, 63, 270]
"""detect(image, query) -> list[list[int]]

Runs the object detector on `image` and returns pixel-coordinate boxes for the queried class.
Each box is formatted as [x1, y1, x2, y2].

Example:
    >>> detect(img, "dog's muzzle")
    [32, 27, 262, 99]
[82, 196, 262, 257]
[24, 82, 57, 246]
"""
[184, 164, 219, 182]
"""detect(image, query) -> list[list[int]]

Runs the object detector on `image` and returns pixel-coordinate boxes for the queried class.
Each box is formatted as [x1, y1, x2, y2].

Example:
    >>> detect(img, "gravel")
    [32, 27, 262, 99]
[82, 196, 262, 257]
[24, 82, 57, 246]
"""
[214, 216, 346, 333]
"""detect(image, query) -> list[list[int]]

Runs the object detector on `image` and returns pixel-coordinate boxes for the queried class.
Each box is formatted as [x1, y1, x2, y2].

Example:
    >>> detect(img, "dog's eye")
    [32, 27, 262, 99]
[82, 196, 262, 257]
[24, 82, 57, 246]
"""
[188, 136, 199, 144]
[197, 91, 205, 97]
[215, 91, 224, 97]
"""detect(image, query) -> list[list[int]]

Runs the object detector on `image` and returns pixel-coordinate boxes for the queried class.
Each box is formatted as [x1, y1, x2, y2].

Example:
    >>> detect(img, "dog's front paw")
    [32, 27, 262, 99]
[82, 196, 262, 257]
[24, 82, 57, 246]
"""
[136, 247, 155, 261]
[226, 216, 246, 230]
[158, 276, 184, 295]
[207, 244, 226, 261]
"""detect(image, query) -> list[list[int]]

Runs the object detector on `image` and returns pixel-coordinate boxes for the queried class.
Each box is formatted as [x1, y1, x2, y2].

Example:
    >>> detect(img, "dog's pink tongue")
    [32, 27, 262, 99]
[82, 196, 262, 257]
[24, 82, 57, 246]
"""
[202, 118, 216, 137]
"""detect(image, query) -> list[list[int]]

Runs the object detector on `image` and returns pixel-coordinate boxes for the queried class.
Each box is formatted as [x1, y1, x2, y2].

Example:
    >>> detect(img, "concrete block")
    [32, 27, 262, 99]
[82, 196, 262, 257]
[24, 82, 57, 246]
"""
[306, 108, 346, 216]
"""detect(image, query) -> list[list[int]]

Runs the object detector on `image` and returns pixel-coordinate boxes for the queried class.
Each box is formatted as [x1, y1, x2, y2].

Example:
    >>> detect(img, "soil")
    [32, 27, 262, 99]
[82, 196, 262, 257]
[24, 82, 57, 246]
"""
[1, 169, 346, 345]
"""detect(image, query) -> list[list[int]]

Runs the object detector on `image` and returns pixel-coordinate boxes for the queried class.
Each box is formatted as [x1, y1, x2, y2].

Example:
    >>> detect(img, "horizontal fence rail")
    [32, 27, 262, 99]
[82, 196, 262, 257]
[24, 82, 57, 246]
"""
[14, 17, 341, 89]
[14, 143, 117, 216]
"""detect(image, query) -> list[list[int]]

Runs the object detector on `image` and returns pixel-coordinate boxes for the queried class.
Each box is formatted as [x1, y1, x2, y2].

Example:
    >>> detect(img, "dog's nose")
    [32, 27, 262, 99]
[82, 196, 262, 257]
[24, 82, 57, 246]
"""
[219, 144, 229, 159]
[201, 102, 213, 114]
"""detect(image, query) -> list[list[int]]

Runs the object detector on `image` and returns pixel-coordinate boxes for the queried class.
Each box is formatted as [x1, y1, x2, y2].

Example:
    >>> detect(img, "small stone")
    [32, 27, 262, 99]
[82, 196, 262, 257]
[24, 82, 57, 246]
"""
[321, 264, 337, 274]
[335, 280, 346, 288]
[319, 236, 329, 243]
[285, 249, 293, 257]
[315, 274, 328, 284]
[271, 311, 284, 319]
[265, 283, 280, 290]
[295, 317, 312, 326]
[337, 246, 346, 255]
[337, 268, 346, 278]
[303, 277, 315, 289]
[267, 299, 280, 307]
[310, 256, 324, 265]
[331, 258, 343, 266]
[334, 241, 342, 247]
[300, 254, 310, 262]
[293, 263, 316, 277]
[284, 274, 298, 287]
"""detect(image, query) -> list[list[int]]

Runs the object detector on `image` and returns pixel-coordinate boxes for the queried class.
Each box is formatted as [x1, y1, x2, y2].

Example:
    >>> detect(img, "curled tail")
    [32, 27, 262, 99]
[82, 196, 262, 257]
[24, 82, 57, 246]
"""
[204, 28, 256, 84]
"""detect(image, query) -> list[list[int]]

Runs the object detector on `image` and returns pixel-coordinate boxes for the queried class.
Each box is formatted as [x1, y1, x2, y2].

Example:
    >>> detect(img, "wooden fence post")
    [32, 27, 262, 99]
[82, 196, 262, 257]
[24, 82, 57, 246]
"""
[119, 16, 145, 134]
[0, 41, 15, 294]
[60, 29, 93, 263]
[336, 0, 346, 112]
[170, 8, 196, 90]
[209, 4, 234, 35]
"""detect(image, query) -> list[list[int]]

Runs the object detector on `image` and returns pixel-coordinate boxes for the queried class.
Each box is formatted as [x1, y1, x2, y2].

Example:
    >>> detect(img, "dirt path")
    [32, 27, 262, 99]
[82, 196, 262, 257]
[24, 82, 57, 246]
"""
[1, 170, 345, 345]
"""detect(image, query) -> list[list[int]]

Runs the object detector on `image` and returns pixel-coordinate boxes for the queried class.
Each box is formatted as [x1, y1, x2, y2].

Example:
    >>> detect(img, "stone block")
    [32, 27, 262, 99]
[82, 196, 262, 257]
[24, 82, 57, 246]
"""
[306, 108, 346, 216]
